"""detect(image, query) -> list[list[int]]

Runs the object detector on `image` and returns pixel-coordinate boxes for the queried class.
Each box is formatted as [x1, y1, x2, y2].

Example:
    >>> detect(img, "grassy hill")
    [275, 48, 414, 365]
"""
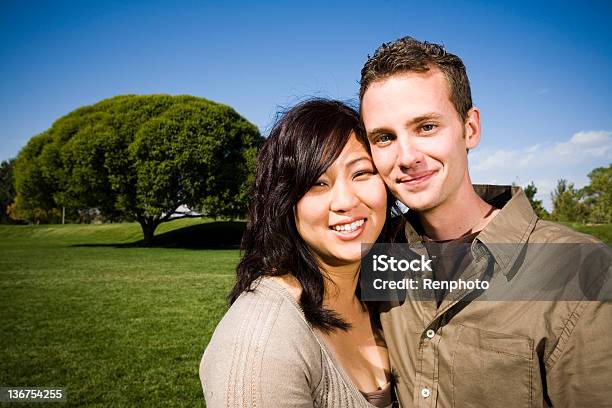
[0, 219, 609, 406]
[0, 218, 241, 407]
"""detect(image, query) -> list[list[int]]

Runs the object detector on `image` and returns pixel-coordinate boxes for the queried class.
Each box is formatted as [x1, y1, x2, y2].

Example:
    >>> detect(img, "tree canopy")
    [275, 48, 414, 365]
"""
[549, 164, 611, 224]
[0, 159, 17, 223]
[549, 179, 589, 223]
[581, 164, 612, 223]
[12, 94, 262, 243]
[523, 181, 548, 219]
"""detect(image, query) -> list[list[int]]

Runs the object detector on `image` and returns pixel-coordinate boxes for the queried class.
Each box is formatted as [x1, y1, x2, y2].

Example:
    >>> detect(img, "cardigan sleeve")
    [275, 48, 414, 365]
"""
[200, 289, 323, 407]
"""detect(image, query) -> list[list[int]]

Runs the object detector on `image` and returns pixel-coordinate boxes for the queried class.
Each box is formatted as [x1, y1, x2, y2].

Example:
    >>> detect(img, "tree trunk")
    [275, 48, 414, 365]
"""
[139, 218, 160, 246]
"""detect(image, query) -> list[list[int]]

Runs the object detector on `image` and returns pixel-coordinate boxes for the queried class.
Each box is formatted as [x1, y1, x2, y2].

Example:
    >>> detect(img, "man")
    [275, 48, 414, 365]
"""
[359, 36, 611, 407]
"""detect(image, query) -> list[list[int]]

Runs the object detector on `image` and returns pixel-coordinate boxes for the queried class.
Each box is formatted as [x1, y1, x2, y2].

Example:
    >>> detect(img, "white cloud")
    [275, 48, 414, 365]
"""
[553, 131, 612, 157]
[471, 149, 521, 172]
[471, 130, 612, 172]
[470, 130, 612, 210]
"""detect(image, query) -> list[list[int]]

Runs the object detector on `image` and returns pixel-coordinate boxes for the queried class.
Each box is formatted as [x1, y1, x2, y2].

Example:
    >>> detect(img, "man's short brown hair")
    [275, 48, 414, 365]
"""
[359, 36, 473, 121]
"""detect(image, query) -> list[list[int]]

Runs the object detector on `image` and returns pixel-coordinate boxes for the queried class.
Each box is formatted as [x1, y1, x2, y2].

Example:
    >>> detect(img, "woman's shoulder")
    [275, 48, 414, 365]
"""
[204, 276, 315, 347]
[200, 277, 324, 406]
[210, 276, 309, 341]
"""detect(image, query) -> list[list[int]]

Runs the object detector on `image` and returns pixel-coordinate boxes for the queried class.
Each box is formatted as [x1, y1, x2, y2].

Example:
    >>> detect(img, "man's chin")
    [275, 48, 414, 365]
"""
[396, 192, 438, 212]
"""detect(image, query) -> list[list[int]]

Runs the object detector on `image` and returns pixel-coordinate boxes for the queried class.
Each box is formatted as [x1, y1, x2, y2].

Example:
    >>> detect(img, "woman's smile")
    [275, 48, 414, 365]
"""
[329, 218, 367, 240]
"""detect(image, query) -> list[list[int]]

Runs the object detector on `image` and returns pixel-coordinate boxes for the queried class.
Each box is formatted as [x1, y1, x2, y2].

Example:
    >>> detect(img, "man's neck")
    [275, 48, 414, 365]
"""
[418, 180, 499, 241]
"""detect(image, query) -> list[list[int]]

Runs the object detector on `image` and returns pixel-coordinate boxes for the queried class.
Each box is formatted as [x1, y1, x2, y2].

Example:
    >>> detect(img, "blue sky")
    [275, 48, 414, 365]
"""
[1, 0, 611, 208]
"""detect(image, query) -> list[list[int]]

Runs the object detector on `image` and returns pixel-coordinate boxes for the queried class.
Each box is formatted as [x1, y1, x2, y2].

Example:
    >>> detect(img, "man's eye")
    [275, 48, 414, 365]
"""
[421, 124, 436, 132]
[376, 134, 394, 145]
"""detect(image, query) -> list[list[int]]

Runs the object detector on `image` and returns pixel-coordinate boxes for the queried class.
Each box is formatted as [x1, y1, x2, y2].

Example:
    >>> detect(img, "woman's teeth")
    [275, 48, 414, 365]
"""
[333, 219, 364, 232]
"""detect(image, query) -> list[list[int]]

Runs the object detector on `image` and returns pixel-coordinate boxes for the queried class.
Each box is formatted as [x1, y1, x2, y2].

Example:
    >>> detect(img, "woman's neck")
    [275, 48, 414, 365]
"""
[270, 261, 364, 319]
[321, 262, 362, 318]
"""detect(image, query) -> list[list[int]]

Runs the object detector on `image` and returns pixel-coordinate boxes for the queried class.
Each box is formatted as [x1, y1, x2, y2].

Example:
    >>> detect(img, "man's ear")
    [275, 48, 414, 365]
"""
[464, 107, 481, 151]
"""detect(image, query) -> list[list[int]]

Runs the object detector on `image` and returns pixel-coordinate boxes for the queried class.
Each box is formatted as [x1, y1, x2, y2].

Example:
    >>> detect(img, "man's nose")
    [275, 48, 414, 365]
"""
[397, 136, 424, 171]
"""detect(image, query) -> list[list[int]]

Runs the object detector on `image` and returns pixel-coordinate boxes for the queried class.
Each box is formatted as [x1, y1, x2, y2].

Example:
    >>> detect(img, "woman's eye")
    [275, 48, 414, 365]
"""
[353, 169, 374, 179]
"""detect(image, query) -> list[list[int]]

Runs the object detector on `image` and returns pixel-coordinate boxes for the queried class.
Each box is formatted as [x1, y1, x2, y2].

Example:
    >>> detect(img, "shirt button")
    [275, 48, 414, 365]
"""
[421, 387, 431, 398]
[426, 329, 435, 339]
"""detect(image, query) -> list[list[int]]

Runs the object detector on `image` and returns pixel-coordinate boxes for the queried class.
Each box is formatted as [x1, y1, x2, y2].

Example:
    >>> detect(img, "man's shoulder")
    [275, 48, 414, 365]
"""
[525, 219, 611, 301]
[530, 219, 604, 245]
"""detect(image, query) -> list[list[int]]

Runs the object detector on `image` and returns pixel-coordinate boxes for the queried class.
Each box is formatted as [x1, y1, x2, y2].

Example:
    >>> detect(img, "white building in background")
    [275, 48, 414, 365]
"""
[165, 204, 203, 219]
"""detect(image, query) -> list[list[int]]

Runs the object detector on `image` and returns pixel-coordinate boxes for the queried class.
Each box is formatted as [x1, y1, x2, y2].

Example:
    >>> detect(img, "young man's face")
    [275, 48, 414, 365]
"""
[361, 68, 480, 212]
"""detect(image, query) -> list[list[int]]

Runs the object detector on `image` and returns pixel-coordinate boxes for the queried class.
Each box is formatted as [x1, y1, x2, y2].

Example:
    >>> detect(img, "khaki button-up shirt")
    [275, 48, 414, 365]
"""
[381, 185, 612, 408]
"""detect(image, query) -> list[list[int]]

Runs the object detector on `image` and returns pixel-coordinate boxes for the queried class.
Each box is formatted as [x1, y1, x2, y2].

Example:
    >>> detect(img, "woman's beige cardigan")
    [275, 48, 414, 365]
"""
[199, 277, 392, 408]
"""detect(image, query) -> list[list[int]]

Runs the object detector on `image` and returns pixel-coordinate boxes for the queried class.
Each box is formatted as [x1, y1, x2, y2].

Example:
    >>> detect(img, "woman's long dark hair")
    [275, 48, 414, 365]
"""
[229, 99, 399, 332]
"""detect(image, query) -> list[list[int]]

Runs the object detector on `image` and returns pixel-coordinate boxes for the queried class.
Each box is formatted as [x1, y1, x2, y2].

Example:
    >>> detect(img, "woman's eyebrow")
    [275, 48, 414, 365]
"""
[345, 156, 372, 167]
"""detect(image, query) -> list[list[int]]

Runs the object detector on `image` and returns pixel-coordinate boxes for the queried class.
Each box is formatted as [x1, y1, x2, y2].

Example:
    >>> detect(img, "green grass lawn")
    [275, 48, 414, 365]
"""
[1, 219, 610, 407]
[0, 218, 241, 407]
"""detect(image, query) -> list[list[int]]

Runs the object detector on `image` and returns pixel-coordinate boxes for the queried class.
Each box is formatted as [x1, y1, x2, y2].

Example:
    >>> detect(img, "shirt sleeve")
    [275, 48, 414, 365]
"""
[546, 300, 612, 407]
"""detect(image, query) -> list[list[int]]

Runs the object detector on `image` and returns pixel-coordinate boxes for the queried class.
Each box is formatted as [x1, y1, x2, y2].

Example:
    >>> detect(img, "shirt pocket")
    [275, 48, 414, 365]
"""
[451, 324, 534, 408]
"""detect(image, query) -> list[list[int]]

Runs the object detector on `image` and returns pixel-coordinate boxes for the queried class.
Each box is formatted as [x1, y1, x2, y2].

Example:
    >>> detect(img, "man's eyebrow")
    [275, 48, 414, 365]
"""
[366, 112, 443, 138]
[409, 112, 443, 124]
[366, 127, 389, 138]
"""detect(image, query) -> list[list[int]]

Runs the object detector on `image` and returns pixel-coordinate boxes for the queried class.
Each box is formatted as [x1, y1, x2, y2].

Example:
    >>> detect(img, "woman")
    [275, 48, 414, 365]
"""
[200, 99, 398, 407]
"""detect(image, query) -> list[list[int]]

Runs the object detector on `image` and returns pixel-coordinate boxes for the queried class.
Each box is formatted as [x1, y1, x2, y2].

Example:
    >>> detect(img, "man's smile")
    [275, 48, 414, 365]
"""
[397, 170, 437, 187]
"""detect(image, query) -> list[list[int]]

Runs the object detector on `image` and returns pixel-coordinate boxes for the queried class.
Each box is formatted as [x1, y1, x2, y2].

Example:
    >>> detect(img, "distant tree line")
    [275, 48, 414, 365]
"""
[1, 94, 262, 244]
[523, 164, 611, 224]
[0, 159, 17, 224]
[1, 96, 609, 237]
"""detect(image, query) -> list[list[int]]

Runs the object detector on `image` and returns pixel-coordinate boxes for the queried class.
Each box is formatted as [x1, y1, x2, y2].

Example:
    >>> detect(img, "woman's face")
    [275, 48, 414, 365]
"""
[295, 133, 387, 268]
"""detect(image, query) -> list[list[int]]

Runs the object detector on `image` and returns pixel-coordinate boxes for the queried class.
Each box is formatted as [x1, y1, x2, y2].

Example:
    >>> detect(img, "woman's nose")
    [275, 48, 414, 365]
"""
[329, 180, 360, 213]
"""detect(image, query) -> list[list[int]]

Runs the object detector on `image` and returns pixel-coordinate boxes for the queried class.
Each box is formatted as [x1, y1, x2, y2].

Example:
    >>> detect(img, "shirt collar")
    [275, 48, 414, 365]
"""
[403, 184, 538, 275]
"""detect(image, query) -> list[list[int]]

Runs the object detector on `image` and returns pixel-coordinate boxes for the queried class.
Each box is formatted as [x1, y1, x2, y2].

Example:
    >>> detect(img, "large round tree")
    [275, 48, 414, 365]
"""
[13, 94, 262, 243]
